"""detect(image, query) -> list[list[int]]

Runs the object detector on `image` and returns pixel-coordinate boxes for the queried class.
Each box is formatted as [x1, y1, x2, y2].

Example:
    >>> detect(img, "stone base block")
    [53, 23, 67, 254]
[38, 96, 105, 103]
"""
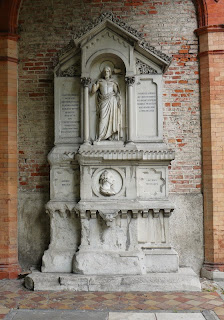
[42, 249, 76, 273]
[201, 267, 224, 281]
[73, 250, 144, 275]
[144, 248, 179, 273]
[25, 267, 201, 292]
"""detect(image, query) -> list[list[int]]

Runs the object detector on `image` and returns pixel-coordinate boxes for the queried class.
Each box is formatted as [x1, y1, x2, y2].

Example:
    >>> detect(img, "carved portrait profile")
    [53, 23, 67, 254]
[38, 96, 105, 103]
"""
[99, 170, 116, 196]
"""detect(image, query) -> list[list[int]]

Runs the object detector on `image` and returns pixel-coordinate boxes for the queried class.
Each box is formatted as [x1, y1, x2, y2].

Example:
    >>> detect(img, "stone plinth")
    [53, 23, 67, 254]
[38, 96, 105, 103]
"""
[25, 268, 201, 292]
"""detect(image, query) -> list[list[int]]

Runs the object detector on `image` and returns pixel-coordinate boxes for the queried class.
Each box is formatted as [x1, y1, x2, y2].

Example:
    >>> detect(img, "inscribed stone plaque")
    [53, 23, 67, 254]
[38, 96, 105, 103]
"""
[60, 93, 79, 137]
[51, 167, 80, 201]
[55, 77, 81, 143]
[137, 167, 166, 199]
[136, 78, 157, 138]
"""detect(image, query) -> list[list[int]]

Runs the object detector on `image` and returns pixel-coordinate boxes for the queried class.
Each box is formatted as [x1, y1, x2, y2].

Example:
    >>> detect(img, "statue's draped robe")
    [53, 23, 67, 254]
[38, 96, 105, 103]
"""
[97, 79, 121, 140]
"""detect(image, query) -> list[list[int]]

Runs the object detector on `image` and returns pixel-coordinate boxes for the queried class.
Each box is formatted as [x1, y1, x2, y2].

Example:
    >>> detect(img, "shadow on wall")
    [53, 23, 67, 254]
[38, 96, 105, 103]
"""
[18, 192, 50, 270]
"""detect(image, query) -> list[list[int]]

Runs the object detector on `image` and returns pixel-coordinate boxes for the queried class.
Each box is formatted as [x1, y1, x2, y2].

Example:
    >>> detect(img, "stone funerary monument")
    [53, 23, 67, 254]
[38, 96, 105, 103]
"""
[25, 13, 201, 291]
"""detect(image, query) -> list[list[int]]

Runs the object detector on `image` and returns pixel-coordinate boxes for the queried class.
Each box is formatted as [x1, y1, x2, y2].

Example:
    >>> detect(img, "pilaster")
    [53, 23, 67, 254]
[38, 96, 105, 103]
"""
[196, 25, 224, 271]
[0, 34, 21, 279]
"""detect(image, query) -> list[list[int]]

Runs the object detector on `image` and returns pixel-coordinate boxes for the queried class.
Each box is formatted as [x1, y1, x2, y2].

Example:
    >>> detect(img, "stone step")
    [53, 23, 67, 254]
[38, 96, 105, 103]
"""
[25, 267, 201, 292]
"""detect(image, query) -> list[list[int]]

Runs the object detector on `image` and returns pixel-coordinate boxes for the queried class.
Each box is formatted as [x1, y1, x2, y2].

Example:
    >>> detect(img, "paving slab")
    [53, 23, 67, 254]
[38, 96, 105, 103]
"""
[4, 310, 218, 320]
[108, 312, 156, 319]
[156, 313, 205, 320]
[4, 310, 108, 320]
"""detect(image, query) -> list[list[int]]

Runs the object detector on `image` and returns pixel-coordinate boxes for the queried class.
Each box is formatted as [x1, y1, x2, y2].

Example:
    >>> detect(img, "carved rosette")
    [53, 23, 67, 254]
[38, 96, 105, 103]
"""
[81, 77, 91, 87]
[125, 76, 135, 86]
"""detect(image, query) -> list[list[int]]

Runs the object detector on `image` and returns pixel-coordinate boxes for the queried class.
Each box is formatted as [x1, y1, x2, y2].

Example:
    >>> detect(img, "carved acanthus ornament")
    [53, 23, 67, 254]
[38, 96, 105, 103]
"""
[57, 39, 76, 59]
[136, 58, 158, 74]
[125, 76, 135, 86]
[73, 12, 143, 41]
[70, 12, 171, 64]
[80, 77, 91, 87]
[60, 61, 81, 77]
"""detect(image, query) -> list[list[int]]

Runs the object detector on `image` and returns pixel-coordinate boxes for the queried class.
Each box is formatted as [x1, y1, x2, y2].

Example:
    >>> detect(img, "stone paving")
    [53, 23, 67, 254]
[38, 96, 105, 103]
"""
[0, 279, 224, 319]
[2, 310, 217, 320]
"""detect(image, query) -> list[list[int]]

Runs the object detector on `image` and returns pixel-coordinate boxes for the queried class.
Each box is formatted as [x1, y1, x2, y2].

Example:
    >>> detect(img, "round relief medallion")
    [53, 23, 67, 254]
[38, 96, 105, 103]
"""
[92, 168, 123, 197]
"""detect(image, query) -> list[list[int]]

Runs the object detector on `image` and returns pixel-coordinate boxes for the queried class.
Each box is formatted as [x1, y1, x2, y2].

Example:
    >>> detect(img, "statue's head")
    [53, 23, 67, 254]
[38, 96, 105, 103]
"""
[103, 66, 111, 79]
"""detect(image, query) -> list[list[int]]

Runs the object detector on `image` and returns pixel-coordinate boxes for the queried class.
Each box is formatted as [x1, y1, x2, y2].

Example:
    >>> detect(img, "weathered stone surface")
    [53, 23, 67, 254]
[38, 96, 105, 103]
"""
[144, 248, 179, 273]
[74, 251, 144, 275]
[18, 192, 50, 270]
[169, 194, 204, 275]
[42, 201, 81, 273]
[25, 268, 201, 292]
[201, 268, 224, 281]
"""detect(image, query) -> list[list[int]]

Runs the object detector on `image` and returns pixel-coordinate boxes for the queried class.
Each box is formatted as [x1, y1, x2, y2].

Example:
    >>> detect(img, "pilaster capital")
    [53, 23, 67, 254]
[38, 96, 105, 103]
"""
[125, 76, 135, 86]
[0, 33, 20, 41]
[81, 77, 91, 87]
[195, 24, 224, 36]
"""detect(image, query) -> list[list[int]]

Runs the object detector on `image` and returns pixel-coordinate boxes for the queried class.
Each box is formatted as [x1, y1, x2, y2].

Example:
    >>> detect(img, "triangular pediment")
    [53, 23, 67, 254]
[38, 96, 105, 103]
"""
[56, 12, 171, 74]
[72, 12, 171, 67]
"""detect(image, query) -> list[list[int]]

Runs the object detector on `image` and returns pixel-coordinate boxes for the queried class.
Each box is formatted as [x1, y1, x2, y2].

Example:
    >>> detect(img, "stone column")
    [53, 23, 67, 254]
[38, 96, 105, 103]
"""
[196, 26, 224, 272]
[81, 77, 91, 144]
[125, 76, 135, 143]
[0, 34, 21, 279]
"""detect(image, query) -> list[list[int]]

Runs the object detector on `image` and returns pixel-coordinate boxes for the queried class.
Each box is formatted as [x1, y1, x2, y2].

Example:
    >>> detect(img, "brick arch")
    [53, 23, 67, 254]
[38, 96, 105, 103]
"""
[0, 0, 215, 34]
[2, 0, 224, 35]
[0, 0, 22, 33]
[192, 0, 208, 27]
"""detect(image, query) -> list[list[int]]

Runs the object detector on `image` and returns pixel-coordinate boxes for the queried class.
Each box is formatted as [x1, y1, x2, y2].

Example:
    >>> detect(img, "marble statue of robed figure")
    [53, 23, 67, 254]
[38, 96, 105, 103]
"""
[91, 66, 122, 141]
